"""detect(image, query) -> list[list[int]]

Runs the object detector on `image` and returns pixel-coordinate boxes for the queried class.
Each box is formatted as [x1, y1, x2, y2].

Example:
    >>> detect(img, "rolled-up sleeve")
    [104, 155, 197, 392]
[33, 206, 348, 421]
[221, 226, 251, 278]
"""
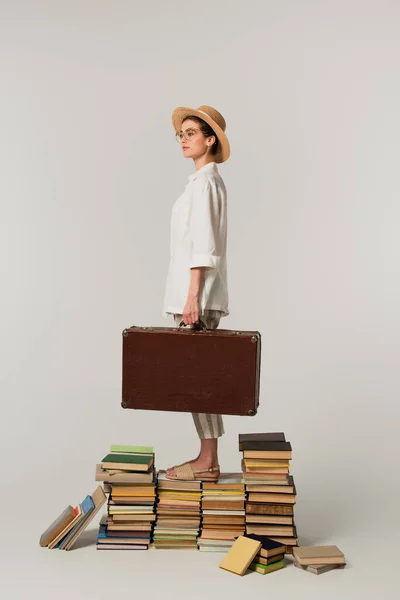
[189, 179, 221, 270]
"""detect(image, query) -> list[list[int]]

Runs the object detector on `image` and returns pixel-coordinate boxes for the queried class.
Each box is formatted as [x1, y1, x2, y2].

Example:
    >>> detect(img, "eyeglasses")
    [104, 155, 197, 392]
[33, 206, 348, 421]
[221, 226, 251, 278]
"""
[175, 127, 202, 143]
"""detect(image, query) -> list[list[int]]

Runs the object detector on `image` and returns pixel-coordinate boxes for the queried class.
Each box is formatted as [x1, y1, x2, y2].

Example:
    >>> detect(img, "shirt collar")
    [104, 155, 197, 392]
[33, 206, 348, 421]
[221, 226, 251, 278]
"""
[188, 161, 218, 182]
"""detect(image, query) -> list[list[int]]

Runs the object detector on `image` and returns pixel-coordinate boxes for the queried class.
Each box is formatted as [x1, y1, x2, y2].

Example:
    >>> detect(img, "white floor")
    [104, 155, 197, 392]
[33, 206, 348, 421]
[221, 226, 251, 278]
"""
[4, 469, 396, 600]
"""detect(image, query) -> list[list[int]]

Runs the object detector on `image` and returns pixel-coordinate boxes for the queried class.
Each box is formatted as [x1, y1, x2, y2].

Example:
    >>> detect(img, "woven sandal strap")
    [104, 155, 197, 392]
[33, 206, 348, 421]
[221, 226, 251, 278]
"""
[173, 461, 196, 480]
[192, 465, 220, 475]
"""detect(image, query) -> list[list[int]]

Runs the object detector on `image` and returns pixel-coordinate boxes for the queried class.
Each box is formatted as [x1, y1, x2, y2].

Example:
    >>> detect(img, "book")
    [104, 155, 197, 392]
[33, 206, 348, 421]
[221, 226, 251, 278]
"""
[201, 530, 246, 540]
[246, 523, 297, 544]
[293, 545, 345, 566]
[244, 467, 289, 474]
[248, 492, 296, 504]
[246, 503, 294, 516]
[269, 535, 298, 546]
[203, 476, 244, 490]
[96, 544, 147, 550]
[246, 514, 293, 525]
[61, 486, 106, 551]
[248, 559, 285, 575]
[246, 525, 295, 536]
[48, 505, 83, 549]
[219, 535, 262, 576]
[294, 561, 346, 575]
[57, 495, 95, 549]
[95, 464, 154, 483]
[239, 432, 285, 445]
[243, 449, 292, 460]
[244, 473, 288, 481]
[241, 441, 292, 452]
[110, 445, 153, 454]
[254, 552, 285, 565]
[39, 505, 75, 547]
[244, 534, 286, 558]
[243, 459, 290, 466]
[101, 453, 153, 471]
[202, 501, 245, 510]
[203, 510, 245, 516]
[245, 476, 295, 494]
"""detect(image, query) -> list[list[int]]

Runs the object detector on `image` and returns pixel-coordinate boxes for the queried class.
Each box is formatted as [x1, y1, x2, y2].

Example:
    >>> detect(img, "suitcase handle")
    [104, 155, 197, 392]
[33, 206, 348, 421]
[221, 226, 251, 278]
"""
[178, 319, 207, 331]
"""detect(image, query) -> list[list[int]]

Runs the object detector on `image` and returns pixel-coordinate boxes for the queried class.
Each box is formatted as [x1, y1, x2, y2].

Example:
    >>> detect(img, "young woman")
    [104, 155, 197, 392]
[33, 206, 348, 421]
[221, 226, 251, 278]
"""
[162, 105, 230, 482]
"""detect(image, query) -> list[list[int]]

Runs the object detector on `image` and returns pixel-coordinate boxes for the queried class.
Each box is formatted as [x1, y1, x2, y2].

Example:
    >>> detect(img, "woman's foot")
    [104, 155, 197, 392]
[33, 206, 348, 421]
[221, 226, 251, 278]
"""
[165, 454, 200, 477]
[166, 457, 220, 479]
[166, 438, 220, 479]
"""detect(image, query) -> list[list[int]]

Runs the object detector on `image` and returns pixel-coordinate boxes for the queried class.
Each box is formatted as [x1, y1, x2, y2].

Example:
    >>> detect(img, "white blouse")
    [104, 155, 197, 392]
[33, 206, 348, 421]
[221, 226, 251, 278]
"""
[162, 161, 229, 318]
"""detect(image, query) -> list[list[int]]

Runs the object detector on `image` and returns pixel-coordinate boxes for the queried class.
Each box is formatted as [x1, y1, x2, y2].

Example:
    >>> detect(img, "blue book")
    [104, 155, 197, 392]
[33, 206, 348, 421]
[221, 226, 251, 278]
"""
[57, 495, 95, 549]
[244, 534, 286, 557]
[97, 523, 107, 539]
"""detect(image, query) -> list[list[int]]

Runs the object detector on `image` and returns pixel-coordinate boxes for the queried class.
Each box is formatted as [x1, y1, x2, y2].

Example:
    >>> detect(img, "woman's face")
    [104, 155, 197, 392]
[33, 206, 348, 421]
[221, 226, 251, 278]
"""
[178, 119, 215, 160]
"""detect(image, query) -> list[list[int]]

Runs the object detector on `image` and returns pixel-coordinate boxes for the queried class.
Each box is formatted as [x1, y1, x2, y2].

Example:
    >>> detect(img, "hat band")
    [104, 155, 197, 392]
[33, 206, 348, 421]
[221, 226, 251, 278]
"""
[197, 109, 221, 128]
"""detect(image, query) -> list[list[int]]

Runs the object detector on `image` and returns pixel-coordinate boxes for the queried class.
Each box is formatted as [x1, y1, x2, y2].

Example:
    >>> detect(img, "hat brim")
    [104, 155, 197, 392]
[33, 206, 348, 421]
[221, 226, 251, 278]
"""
[172, 106, 230, 163]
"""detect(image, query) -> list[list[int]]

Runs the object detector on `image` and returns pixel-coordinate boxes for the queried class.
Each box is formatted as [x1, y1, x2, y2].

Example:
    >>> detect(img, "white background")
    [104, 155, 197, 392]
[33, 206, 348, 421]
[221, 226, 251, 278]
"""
[1, 1, 399, 597]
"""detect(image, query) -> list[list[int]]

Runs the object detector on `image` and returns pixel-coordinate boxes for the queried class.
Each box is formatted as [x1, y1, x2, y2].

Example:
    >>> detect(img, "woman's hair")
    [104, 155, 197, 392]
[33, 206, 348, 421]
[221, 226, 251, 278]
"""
[183, 116, 220, 157]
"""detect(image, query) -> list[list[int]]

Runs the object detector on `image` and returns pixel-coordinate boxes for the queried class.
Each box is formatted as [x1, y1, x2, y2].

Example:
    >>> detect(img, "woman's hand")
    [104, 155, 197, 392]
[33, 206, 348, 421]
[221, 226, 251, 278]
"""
[182, 292, 200, 325]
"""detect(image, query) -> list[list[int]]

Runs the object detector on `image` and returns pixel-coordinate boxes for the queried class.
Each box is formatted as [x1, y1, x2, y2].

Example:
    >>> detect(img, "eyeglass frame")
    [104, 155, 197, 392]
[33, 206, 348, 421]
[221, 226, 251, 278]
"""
[175, 127, 206, 143]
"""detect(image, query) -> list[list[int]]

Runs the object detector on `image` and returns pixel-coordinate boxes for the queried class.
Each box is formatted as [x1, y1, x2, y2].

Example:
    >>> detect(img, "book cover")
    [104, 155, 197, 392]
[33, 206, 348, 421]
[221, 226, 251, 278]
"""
[246, 503, 294, 516]
[243, 450, 292, 459]
[39, 505, 75, 547]
[244, 533, 286, 558]
[241, 441, 292, 451]
[294, 561, 346, 575]
[57, 495, 95, 549]
[96, 543, 148, 550]
[239, 433, 285, 450]
[254, 552, 285, 565]
[95, 464, 155, 483]
[65, 486, 107, 550]
[218, 535, 262, 576]
[239, 432, 286, 443]
[101, 453, 153, 470]
[248, 559, 285, 575]
[48, 505, 83, 549]
[248, 492, 296, 504]
[110, 445, 153, 454]
[293, 545, 345, 565]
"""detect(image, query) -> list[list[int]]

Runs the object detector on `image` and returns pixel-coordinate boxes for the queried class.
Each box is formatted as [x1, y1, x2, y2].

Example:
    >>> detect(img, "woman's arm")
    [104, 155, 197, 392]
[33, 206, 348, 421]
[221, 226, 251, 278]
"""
[183, 178, 220, 325]
[182, 267, 205, 325]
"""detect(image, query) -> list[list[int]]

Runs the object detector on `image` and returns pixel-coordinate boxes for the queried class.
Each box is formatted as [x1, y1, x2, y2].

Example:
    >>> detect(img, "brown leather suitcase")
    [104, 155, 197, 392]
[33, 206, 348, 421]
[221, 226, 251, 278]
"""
[121, 323, 261, 416]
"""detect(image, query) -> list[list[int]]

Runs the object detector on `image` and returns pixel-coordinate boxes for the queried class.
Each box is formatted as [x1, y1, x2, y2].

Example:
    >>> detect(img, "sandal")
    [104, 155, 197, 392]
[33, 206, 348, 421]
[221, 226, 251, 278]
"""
[165, 461, 220, 482]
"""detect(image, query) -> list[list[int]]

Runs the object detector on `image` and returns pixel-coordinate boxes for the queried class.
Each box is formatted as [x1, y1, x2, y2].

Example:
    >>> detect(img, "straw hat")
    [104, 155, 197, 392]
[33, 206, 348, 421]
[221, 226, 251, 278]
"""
[171, 105, 230, 163]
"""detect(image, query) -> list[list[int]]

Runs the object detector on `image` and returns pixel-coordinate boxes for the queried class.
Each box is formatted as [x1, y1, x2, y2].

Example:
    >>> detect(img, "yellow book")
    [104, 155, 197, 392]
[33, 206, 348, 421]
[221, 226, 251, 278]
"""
[202, 490, 244, 495]
[244, 461, 290, 467]
[219, 535, 262, 576]
[111, 490, 156, 497]
[157, 494, 202, 501]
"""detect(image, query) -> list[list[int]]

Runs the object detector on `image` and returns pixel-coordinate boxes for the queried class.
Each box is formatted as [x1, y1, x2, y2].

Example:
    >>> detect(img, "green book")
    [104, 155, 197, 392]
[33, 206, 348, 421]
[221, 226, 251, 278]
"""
[101, 453, 152, 466]
[110, 445, 153, 454]
[248, 559, 285, 575]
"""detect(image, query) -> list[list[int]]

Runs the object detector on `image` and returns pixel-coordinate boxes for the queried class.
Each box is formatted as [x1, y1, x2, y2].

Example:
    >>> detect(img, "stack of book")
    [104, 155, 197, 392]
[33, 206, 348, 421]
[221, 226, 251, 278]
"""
[152, 470, 201, 549]
[198, 473, 246, 552]
[246, 534, 286, 575]
[293, 545, 346, 575]
[39, 485, 106, 550]
[218, 534, 285, 577]
[239, 432, 298, 553]
[95, 445, 157, 550]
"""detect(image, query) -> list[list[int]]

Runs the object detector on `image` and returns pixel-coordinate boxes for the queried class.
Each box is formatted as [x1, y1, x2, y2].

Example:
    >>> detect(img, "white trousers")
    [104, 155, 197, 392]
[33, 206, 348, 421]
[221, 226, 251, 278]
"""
[172, 310, 225, 439]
